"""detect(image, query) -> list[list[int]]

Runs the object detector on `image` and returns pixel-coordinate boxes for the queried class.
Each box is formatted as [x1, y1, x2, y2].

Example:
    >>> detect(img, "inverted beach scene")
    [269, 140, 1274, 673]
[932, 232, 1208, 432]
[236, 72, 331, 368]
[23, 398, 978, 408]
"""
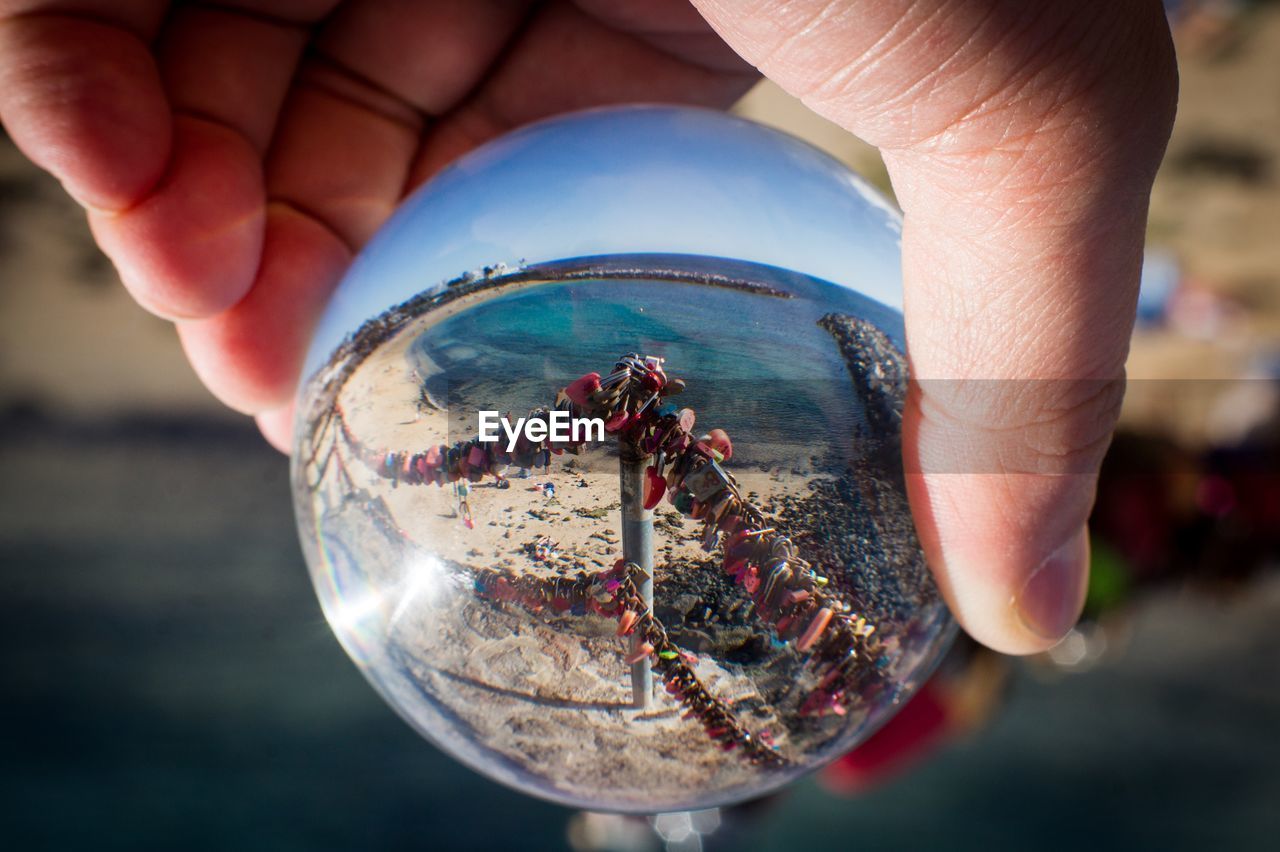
[293, 252, 954, 811]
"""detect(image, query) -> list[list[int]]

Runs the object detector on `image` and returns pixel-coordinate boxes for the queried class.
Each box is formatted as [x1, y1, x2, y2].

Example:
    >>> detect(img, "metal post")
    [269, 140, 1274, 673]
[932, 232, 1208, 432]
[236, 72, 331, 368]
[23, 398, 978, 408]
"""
[619, 442, 654, 710]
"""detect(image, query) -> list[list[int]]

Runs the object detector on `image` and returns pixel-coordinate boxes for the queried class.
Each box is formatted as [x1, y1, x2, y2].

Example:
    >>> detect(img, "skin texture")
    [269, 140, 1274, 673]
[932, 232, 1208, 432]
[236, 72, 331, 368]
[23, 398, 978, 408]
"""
[0, 0, 1177, 655]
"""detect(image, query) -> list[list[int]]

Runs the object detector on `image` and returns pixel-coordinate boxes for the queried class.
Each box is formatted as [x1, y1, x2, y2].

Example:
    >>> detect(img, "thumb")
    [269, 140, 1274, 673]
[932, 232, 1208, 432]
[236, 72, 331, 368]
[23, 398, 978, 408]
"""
[694, 0, 1178, 652]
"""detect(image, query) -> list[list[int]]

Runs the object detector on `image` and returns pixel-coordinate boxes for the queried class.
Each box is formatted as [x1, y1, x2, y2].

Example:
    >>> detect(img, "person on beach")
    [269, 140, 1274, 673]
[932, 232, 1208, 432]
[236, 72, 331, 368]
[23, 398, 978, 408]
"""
[454, 478, 474, 529]
[0, 1, 1177, 655]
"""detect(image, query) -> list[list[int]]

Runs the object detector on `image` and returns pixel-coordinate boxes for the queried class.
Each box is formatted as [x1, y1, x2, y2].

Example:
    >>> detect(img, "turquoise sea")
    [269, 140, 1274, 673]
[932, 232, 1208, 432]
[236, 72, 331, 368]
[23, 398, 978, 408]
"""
[410, 258, 904, 470]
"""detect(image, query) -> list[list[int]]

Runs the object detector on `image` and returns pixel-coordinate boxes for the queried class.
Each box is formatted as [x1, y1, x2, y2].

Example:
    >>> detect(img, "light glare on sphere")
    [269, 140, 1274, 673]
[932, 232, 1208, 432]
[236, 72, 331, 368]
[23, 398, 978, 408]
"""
[291, 106, 955, 812]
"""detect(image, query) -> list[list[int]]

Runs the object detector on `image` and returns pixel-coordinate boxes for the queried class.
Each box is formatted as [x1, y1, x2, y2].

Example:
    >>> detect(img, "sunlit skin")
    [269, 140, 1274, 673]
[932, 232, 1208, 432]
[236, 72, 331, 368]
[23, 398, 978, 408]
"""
[0, 0, 1177, 655]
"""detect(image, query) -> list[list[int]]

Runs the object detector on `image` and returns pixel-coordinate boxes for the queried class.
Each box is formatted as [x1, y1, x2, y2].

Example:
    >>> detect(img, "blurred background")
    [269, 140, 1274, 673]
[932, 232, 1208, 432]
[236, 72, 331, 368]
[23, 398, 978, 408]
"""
[1, 1, 1277, 849]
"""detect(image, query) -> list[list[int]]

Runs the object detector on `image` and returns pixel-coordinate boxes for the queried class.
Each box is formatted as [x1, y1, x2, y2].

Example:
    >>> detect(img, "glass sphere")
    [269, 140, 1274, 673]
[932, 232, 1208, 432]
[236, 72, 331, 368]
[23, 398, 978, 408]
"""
[291, 106, 955, 812]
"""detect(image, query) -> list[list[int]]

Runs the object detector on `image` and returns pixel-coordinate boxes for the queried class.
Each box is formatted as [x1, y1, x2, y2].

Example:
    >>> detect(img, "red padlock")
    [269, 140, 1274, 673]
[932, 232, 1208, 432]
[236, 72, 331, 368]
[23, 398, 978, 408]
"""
[642, 465, 666, 510]
[707, 428, 733, 461]
[565, 372, 601, 407]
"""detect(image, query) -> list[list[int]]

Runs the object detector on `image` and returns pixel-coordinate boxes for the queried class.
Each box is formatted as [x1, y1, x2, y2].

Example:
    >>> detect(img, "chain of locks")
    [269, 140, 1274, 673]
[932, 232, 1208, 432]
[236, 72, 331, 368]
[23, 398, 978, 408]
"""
[331, 354, 886, 764]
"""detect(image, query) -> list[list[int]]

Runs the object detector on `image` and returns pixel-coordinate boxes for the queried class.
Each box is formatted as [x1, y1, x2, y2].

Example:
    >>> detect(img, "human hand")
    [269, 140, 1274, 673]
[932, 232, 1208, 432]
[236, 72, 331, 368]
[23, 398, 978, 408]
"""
[0, 0, 756, 438]
[0, 1, 1177, 656]
[692, 0, 1177, 653]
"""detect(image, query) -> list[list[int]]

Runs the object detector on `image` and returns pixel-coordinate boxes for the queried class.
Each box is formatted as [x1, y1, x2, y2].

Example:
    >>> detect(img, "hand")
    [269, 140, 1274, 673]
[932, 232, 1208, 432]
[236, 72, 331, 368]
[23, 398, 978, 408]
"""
[692, 0, 1177, 653]
[0, 0, 1177, 655]
[0, 0, 756, 434]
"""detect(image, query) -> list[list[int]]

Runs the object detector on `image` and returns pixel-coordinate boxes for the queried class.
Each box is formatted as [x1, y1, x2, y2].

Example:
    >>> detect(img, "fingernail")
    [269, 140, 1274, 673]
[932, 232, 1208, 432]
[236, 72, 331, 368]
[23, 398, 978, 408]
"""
[1015, 528, 1088, 642]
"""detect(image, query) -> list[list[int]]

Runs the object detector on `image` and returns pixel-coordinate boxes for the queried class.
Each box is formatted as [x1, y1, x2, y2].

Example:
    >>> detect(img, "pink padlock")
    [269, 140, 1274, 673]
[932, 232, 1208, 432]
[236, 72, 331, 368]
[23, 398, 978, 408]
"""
[642, 465, 666, 509]
[706, 428, 733, 461]
[565, 372, 601, 407]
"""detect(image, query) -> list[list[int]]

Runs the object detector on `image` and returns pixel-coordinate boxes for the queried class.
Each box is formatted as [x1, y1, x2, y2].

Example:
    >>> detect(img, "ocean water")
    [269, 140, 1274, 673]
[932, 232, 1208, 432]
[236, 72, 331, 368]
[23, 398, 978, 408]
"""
[411, 257, 903, 470]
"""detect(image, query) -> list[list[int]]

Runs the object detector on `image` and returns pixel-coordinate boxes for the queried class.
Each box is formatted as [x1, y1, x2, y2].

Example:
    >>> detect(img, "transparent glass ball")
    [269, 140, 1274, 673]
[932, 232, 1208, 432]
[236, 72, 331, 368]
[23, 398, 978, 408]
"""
[291, 106, 955, 812]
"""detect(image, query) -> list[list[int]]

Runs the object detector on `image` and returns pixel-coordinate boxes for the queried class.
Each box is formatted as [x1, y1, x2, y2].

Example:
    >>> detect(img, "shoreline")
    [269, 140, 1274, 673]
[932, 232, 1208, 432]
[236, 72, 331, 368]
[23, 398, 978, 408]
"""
[301, 253, 804, 441]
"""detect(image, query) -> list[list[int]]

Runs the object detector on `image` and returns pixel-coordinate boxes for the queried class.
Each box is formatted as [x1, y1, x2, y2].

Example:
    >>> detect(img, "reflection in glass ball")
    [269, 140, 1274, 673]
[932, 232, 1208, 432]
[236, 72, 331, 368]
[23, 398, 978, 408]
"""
[291, 106, 955, 812]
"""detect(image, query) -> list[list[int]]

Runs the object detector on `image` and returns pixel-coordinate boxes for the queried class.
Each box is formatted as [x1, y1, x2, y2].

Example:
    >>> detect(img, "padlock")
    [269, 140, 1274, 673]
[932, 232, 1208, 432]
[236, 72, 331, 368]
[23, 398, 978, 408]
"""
[760, 562, 793, 609]
[565, 372, 601, 407]
[683, 461, 732, 502]
[643, 465, 666, 510]
[677, 407, 696, 433]
[707, 490, 734, 526]
[706, 428, 733, 461]
[693, 440, 724, 464]
[796, 607, 834, 651]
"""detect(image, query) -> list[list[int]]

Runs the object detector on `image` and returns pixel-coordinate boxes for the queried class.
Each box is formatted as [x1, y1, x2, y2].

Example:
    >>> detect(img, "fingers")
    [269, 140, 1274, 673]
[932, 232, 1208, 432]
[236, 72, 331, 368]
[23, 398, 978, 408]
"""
[694, 0, 1178, 653]
[181, 0, 750, 413]
[158, 3, 308, 154]
[197, 0, 754, 426]
[96, 3, 320, 319]
[0, 6, 170, 209]
[177, 202, 350, 415]
[892, 164, 1142, 653]
[261, 0, 532, 247]
[171, 0, 531, 416]
[88, 115, 266, 318]
[256, 402, 296, 455]
[410, 0, 756, 185]
[263, 61, 423, 250]
[179, 0, 531, 413]
[0, 3, 314, 320]
[313, 0, 537, 116]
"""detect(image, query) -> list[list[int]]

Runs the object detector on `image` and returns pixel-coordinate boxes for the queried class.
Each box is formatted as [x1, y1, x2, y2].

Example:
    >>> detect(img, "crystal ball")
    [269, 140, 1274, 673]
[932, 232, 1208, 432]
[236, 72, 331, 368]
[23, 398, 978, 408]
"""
[291, 106, 955, 812]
